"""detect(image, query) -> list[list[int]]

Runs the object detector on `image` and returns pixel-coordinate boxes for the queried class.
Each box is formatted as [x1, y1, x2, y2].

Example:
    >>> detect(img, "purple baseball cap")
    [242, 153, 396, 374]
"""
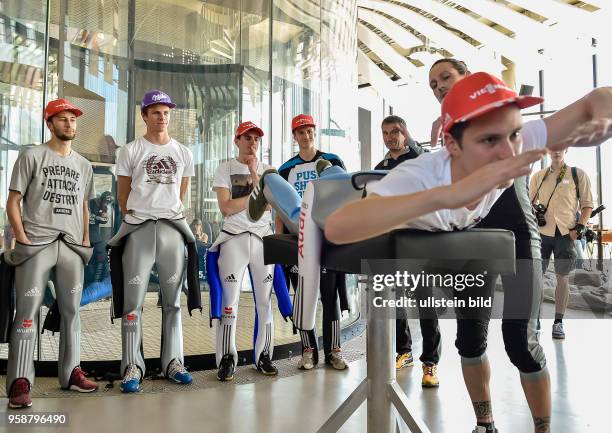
[141, 90, 176, 110]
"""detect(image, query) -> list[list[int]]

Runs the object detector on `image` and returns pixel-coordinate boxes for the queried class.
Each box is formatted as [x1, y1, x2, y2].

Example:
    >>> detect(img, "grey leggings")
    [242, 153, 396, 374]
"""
[7, 241, 85, 391]
[120, 221, 185, 377]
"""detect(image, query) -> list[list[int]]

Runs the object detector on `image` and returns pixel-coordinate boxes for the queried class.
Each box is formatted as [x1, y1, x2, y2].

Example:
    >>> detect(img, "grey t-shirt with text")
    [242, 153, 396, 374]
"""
[9, 145, 95, 244]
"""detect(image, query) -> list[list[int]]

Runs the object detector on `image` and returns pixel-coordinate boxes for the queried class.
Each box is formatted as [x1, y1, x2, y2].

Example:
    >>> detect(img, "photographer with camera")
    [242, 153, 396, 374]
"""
[530, 149, 593, 339]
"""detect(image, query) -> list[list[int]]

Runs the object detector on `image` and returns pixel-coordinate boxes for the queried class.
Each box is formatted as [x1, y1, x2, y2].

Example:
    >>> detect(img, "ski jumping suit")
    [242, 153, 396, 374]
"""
[107, 218, 201, 377]
[208, 158, 291, 367]
[110, 136, 198, 378]
[277, 152, 348, 357]
[258, 163, 347, 351]
[4, 144, 94, 392]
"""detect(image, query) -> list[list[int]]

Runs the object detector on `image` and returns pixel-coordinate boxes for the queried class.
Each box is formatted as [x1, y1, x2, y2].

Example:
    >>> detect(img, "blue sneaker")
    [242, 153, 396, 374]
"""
[120, 364, 142, 393]
[167, 358, 192, 384]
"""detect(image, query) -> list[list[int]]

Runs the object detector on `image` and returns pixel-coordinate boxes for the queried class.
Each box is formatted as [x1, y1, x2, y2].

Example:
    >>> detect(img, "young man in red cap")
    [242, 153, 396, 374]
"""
[210, 121, 286, 381]
[110, 90, 198, 393]
[277, 114, 349, 371]
[4, 99, 98, 408]
[325, 72, 612, 433]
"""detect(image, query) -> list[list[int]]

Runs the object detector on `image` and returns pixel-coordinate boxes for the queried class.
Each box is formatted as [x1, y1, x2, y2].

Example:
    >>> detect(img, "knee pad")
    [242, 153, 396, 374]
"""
[502, 320, 546, 374]
[455, 319, 488, 359]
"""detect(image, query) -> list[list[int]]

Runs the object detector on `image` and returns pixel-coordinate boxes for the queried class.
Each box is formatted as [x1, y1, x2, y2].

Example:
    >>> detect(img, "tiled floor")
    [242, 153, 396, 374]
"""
[0, 293, 356, 361]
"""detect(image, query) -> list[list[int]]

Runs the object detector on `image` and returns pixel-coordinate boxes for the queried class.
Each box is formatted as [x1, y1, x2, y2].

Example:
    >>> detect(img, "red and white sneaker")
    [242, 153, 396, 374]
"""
[8, 378, 32, 409]
[67, 367, 98, 393]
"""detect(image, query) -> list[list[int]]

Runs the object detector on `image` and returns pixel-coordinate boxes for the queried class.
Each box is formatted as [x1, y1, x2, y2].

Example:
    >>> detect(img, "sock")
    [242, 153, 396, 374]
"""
[477, 421, 496, 432]
[554, 313, 564, 324]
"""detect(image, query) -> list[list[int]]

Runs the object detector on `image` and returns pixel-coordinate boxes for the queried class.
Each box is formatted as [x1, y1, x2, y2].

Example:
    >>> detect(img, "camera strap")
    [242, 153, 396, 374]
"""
[532, 164, 567, 210]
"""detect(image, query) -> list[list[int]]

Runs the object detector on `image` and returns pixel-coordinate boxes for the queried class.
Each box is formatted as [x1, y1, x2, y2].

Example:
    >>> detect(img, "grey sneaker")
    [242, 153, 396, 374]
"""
[325, 349, 348, 370]
[247, 169, 277, 222]
[552, 322, 565, 339]
[298, 348, 316, 370]
[315, 159, 332, 176]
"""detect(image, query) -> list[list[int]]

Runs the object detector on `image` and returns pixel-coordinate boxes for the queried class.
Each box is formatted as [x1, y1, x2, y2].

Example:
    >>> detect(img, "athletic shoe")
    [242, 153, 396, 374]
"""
[120, 364, 142, 393]
[325, 349, 348, 370]
[472, 425, 498, 433]
[395, 352, 414, 370]
[8, 378, 32, 409]
[217, 354, 235, 381]
[315, 159, 332, 176]
[256, 353, 278, 376]
[552, 322, 565, 339]
[166, 358, 192, 384]
[247, 168, 277, 222]
[67, 367, 98, 392]
[421, 363, 440, 388]
[298, 348, 316, 370]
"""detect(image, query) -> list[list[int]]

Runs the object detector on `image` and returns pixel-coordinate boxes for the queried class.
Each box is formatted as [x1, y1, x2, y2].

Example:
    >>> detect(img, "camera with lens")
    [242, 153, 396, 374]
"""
[584, 228, 596, 243]
[533, 203, 547, 227]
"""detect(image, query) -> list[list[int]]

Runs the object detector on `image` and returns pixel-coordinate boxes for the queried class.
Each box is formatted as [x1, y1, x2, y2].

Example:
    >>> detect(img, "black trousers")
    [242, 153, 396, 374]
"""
[395, 284, 441, 364]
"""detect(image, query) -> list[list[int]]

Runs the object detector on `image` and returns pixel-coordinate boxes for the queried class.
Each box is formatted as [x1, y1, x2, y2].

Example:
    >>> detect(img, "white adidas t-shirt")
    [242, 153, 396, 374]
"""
[367, 119, 547, 231]
[116, 136, 194, 222]
[213, 158, 273, 235]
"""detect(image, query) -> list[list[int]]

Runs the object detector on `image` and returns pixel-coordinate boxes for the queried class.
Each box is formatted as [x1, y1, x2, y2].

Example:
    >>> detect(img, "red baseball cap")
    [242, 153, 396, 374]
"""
[441, 72, 543, 133]
[235, 121, 264, 138]
[291, 114, 316, 131]
[44, 99, 83, 121]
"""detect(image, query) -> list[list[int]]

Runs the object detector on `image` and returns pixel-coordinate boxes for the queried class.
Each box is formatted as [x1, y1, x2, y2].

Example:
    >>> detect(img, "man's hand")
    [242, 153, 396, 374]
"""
[430, 117, 443, 148]
[549, 117, 612, 150]
[15, 233, 32, 245]
[398, 123, 411, 147]
[82, 238, 91, 247]
[245, 155, 258, 175]
[569, 229, 579, 241]
[442, 149, 546, 209]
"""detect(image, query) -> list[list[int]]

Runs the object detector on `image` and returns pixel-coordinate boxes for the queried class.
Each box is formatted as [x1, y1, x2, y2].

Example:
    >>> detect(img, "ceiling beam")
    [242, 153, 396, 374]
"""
[358, 0, 503, 73]
[357, 21, 420, 81]
[358, 7, 422, 50]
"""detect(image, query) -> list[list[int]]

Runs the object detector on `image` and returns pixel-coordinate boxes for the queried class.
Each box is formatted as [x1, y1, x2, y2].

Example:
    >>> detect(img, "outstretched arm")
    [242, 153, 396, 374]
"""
[325, 149, 545, 244]
[545, 87, 612, 150]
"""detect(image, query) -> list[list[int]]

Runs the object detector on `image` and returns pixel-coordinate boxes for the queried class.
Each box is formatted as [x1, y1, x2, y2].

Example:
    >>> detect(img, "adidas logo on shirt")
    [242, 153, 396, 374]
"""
[224, 274, 237, 283]
[24, 287, 41, 297]
[166, 273, 179, 284]
[263, 274, 273, 283]
[128, 275, 142, 285]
